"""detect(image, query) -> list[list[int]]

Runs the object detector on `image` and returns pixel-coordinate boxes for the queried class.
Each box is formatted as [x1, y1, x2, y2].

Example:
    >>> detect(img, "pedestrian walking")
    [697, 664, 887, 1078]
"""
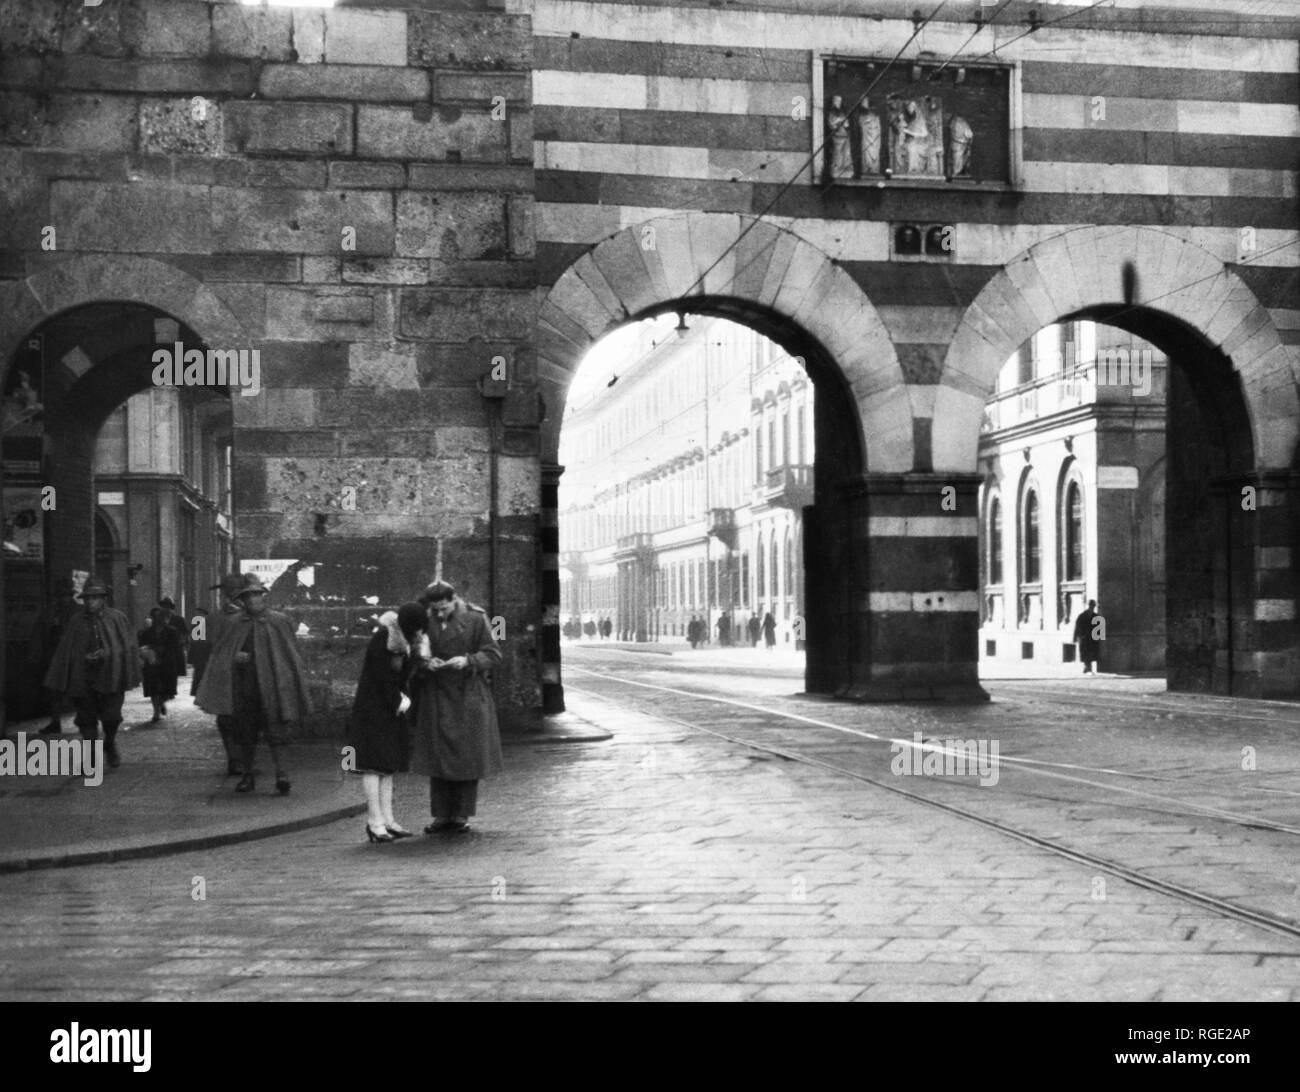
[412, 580, 503, 834]
[348, 602, 428, 843]
[747, 613, 760, 647]
[583, 617, 596, 640]
[1073, 599, 1103, 675]
[762, 611, 777, 650]
[203, 574, 247, 775]
[600, 617, 612, 641]
[138, 606, 184, 722]
[688, 615, 700, 649]
[196, 573, 311, 795]
[42, 577, 139, 768]
[157, 595, 188, 672]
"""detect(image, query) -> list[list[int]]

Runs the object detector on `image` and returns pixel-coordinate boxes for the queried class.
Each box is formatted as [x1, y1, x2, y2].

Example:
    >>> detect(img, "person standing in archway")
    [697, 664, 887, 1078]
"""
[412, 581, 503, 834]
[1073, 599, 1103, 675]
[43, 578, 139, 768]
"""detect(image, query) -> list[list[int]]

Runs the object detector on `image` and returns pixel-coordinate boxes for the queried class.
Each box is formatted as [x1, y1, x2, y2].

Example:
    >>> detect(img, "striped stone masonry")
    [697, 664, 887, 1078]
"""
[836, 474, 988, 702]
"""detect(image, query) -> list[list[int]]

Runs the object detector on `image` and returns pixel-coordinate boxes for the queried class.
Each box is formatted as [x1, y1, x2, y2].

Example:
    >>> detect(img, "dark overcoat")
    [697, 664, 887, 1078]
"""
[1073, 609, 1102, 661]
[346, 617, 420, 775]
[195, 607, 311, 724]
[138, 622, 184, 699]
[44, 607, 141, 697]
[410, 599, 503, 781]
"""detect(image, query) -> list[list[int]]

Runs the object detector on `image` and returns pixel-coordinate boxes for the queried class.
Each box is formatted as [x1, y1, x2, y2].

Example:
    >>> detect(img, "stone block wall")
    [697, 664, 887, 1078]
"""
[0, 0, 541, 731]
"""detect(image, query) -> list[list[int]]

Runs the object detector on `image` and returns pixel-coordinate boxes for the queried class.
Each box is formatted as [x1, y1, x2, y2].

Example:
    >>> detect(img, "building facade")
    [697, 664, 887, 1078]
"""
[979, 322, 1167, 672]
[559, 318, 812, 649]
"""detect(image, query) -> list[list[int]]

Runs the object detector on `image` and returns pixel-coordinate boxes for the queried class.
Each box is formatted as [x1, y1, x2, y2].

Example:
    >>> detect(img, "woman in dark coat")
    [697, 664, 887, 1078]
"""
[348, 602, 428, 842]
[139, 607, 184, 721]
[762, 611, 777, 649]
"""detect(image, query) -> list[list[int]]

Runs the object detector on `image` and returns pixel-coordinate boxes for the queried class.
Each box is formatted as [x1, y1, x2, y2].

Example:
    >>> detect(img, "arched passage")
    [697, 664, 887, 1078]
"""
[947, 227, 1299, 697]
[537, 212, 920, 710]
[1, 257, 247, 724]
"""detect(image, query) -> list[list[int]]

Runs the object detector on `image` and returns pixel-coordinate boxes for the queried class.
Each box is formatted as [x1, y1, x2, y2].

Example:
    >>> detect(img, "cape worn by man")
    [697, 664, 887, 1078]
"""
[44, 600, 140, 698]
[195, 605, 311, 723]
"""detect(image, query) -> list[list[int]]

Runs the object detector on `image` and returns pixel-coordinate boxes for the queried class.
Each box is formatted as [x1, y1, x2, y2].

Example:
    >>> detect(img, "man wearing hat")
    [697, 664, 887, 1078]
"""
[157, 595, 189, 680]
[42, 578, 140, 768]
[411, 579, 504, 833]
[196, 573, 311, 794]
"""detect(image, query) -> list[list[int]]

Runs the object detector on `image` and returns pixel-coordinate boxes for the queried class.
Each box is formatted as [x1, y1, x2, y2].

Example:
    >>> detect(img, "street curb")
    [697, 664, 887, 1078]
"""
[0, 800, 367, 875]
[503, 711, 613, 745]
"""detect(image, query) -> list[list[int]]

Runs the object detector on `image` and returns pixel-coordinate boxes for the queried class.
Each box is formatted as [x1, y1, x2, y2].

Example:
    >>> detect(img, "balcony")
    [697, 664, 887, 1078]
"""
[614, 532, 655, 561]
[707, 508, 737, 550]
[759, 463, 814, 510]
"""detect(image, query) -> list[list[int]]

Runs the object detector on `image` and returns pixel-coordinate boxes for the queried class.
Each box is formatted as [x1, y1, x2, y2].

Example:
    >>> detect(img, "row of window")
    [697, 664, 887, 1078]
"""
[986, 479, 1083, 587]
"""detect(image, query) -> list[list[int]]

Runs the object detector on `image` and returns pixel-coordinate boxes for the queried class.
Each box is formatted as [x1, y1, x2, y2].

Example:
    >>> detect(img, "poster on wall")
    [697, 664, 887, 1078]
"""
[2, 486, 44, 560]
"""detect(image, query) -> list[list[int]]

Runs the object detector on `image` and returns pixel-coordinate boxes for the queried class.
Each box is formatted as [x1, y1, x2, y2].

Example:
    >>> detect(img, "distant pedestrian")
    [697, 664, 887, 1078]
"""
[42, 578, 139, 769]
[747, 614, 760, 647]
[196, 574, 311, 795]
[583, 618, 597, 640]
[762, 612, 777, 649]
[138, 607, 184, 722]
[688, 615, 700, 649]
[1073, 599, 1103, 675]
[413, 581, 503, 834]
[716, 611, 729, 647]
[349, 602, 428, 843]
[158, 595, 188, 669]
[600, 617, 612, 640]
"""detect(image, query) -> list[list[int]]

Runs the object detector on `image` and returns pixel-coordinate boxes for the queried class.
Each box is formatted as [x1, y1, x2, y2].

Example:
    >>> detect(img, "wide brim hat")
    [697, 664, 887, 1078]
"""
[234, 573, 270, 599]
[210, 573, 245, 597]
[158, 596, 176, 609]
[77, 578, 111, 599]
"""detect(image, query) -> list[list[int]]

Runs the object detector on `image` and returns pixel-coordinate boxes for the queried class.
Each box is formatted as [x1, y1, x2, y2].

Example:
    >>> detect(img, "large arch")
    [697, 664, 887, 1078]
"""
[538, 211, 925, 709]
[537, 211, 910, 471]
[0, 254, 251, 389]
[934, 225, 1298, 471]
[945, 226, 1299, 697]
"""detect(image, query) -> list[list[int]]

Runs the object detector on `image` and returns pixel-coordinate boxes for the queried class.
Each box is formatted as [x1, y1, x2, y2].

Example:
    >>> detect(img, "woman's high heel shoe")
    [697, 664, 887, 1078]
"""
[385, 824, 414, 839]
[366, 824, 394, 843]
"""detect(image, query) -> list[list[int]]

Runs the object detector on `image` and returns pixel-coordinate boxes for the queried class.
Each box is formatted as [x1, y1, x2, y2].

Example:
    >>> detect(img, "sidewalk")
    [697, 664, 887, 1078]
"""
[0, 686, 608, 874]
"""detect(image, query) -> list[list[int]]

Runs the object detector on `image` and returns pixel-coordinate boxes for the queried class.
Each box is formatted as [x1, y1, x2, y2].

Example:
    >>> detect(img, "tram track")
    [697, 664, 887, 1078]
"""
[567, 665, 1300, 945]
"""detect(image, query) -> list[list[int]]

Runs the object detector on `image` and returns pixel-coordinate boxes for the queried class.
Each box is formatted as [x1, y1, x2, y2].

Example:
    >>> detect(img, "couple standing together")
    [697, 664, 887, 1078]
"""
[348, 580, 503, 843]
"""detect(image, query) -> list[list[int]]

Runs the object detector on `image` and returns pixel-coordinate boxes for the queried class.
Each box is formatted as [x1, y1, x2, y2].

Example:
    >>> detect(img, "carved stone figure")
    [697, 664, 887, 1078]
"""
[826, 94, 853, 180]
[856, 100, 881, 175]
[923, 96, 945, 176]
[900, 99, 928, 175]
[949, 114, 974, 177]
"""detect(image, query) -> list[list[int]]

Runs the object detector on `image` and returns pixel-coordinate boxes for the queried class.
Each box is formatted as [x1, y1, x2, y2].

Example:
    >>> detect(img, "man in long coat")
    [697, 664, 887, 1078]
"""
[411, 580, 503, 833]
[43, 577, 139, 768]
[1073, 599, 1103, 675]
[196, 573, 311, 794]
[201, 573, 248, 775]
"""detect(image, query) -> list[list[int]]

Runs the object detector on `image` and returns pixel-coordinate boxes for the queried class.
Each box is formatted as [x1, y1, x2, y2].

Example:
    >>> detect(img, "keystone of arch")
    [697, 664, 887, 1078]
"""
[539, 211, 909, 470]
[936, 225, 1298, 470]
[0, 254, 252, 382]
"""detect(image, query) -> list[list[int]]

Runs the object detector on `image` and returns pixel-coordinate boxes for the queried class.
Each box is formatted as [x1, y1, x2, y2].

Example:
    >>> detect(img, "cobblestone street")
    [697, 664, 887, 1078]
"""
[1, 651, 1296, 1002]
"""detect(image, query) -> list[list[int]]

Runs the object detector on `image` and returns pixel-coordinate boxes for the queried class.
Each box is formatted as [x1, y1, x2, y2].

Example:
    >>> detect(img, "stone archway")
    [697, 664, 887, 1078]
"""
[942, 226, 1299, 697]
[934, 225, 1298, 471]
[0, 254, 250, 386]
[536, 211, 957, 710]
[0, 257, 251, 727]
[537, 211, 910, 470]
